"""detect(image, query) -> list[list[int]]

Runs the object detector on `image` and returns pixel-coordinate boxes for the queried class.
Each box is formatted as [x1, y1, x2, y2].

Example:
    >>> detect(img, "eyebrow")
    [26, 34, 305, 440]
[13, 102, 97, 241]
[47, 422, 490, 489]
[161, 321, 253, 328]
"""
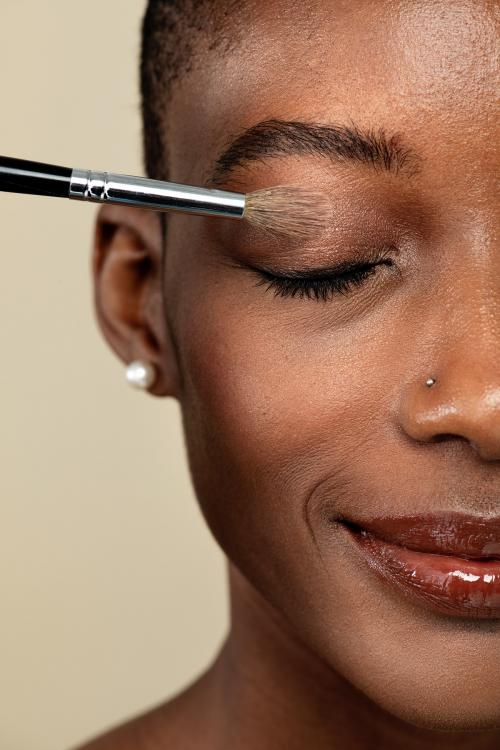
[208, 118, 421, 185]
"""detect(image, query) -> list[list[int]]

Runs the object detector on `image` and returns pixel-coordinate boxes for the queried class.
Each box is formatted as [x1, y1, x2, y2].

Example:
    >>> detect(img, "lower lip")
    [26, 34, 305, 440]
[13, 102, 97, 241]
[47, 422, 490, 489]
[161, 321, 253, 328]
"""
[343, 524, 500, 619]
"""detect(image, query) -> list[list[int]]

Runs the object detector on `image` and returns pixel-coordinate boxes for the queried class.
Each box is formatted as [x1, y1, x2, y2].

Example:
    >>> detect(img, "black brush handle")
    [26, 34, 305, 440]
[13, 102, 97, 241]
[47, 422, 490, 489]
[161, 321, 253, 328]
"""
[0, 156, 246, 219]
[0, 156, 72, 198]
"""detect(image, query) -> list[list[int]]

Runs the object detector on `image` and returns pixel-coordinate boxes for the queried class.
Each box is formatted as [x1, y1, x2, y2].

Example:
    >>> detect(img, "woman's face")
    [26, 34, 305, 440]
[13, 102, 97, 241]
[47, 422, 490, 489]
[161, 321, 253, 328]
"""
[98, 0, 500, 732]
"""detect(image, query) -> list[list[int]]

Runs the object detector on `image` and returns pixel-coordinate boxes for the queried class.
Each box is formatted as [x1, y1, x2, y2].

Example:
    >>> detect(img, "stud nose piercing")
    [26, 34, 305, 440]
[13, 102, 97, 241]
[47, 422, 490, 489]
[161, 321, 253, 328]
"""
[125, 360, 157, 390]
[425, 377, 436, 388]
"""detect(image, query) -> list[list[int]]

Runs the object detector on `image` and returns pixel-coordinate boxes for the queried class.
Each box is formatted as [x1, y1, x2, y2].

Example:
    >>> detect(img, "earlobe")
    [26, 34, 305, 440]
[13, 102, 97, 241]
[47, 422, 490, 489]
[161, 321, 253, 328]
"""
[92, 204, 181, 399]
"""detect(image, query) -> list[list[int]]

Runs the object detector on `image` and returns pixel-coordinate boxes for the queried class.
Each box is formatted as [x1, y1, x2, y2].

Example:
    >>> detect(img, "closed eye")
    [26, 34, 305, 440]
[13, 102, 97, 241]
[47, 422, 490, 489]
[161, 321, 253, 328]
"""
[249, 247, 396, 302]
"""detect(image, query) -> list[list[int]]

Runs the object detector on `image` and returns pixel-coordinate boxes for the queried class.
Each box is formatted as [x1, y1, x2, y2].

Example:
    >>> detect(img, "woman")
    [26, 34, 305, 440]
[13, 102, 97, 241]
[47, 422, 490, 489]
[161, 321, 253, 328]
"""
[78, 0, 500, 747]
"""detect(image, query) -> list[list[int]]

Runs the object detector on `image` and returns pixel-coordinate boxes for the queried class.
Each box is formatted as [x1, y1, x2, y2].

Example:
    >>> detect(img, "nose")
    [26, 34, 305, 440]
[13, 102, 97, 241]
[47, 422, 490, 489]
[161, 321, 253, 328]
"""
[399, 203, 500, 463]
[398, 154, 500, 460]
[401, 351, 500, 462]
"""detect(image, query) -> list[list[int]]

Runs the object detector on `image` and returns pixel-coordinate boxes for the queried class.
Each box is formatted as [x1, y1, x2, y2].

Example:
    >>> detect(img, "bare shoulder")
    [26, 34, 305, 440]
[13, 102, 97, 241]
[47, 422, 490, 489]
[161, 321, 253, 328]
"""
[72, 671, 213, 750]
[72, 700, 183, 750]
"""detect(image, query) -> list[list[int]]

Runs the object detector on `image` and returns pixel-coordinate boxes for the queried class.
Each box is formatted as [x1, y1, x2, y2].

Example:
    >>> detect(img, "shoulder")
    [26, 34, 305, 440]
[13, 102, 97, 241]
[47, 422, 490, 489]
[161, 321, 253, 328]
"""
[72, 703, 173, 750]
[72, 670, 214, 750]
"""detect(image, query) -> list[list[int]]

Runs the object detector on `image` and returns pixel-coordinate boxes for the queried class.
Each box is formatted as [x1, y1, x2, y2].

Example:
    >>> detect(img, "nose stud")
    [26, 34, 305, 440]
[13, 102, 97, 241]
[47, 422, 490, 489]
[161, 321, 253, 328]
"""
[425, 377, 436, 388]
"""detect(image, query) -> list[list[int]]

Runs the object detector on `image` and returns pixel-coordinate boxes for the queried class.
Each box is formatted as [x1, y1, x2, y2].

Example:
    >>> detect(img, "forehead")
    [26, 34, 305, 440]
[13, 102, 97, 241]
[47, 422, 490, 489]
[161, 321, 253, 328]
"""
[167, 0, 498, 185]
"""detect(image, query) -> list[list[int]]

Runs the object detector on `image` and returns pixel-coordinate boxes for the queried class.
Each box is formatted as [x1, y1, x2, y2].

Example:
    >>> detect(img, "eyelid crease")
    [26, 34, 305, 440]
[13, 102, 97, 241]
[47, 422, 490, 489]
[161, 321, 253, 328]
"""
[239, 244, 398, 279]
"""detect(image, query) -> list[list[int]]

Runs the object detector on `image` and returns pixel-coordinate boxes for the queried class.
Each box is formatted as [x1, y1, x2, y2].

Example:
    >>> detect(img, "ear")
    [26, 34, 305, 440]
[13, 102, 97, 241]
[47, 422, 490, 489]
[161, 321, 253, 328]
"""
[92, 204, 181, 398]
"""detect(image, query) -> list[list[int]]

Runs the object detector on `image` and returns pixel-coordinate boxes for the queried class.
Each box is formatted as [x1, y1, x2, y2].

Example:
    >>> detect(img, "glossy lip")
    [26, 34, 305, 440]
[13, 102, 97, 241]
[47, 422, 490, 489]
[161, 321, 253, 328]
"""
[338, 512, 500, 619]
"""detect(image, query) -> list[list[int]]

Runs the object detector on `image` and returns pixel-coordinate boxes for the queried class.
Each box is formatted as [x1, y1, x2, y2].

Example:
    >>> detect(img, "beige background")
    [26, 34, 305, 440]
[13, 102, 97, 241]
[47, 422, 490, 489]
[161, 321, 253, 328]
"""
[0, 3, 227, 749]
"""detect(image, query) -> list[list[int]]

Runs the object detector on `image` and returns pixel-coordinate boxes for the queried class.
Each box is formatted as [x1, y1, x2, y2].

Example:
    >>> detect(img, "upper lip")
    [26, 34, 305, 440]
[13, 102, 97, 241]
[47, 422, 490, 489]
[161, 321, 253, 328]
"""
[339, 512, 500, 560]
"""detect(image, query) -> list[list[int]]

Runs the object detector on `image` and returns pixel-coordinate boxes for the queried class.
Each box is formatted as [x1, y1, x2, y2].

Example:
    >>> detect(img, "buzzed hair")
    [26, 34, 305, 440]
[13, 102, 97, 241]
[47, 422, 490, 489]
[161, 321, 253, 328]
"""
[140, 0, 239, 182]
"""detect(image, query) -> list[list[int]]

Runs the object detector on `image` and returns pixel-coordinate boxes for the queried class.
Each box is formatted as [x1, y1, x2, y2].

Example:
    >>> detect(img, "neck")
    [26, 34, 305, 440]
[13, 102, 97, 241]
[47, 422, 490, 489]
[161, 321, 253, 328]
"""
[195, 562, 500, 750]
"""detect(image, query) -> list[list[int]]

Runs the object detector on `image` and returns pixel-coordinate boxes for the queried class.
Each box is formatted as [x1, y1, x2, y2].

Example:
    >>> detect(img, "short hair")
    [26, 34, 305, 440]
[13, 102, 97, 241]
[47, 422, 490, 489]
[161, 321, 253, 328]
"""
[140, 0, 239, 182]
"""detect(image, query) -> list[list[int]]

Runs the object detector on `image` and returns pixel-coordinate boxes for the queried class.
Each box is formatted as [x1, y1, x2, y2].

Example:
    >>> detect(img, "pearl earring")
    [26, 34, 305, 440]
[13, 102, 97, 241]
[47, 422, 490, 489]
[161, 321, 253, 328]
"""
[125, 360, 157, 390]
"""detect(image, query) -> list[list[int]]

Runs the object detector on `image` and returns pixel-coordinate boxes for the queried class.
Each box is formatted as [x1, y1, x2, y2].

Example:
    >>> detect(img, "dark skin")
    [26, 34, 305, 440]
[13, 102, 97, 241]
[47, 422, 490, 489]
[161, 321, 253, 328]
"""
[78, 1, 500, 748]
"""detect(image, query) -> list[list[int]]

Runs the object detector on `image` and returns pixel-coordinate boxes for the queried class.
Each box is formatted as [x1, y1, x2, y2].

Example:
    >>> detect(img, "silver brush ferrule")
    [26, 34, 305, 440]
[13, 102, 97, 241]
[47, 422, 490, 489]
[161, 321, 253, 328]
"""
[69, 169, 245, 219]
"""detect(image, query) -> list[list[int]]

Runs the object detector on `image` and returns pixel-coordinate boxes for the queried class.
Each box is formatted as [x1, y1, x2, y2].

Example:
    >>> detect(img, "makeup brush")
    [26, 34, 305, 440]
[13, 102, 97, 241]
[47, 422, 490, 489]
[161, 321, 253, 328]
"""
[0, 156, 329, 239]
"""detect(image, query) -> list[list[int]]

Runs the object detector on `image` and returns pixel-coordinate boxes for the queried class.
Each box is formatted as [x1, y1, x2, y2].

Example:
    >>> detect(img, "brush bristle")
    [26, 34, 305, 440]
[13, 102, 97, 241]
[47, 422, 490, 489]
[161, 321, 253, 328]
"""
[243, 186, 331, 239]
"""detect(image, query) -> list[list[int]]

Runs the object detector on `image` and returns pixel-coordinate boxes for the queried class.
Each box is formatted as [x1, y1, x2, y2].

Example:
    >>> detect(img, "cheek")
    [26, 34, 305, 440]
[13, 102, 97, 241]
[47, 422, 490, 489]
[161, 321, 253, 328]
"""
[178, 280, 391, 473]
[174, 287, 381, 586]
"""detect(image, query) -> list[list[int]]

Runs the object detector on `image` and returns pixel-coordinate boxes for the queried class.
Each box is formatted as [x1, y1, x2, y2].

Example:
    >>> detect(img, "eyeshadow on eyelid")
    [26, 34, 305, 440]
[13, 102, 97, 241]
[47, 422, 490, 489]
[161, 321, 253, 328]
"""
[202, 174, 430, 268]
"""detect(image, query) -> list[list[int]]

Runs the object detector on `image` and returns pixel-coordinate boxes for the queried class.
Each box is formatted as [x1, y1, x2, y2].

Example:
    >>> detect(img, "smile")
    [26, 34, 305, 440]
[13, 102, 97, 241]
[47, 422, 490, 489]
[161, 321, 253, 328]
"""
[338, 512, 500, 619]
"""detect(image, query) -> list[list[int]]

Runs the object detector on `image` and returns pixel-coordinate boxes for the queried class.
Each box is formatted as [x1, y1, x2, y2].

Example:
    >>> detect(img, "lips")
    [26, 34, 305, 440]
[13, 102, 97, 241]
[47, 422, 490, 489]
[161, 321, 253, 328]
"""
[339, 513, 500, 619]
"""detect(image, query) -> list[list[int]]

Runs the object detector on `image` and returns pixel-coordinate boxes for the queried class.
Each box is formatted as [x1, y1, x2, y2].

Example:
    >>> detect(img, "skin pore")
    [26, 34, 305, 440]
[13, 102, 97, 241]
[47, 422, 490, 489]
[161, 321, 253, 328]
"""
[81, 1, 500, 748]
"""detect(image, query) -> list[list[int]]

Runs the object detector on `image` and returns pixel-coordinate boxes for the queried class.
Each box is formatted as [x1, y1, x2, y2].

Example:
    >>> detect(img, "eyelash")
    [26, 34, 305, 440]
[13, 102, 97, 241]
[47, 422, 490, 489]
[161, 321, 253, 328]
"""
[252, 248, 395, 302]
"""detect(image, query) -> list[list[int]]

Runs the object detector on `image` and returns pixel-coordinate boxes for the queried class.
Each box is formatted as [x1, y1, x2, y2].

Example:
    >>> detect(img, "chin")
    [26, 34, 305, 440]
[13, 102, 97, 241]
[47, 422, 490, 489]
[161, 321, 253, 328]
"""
[398, 711, 500, 734]
[374, 686, 500, 733]
[316, 613, 500, 738]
